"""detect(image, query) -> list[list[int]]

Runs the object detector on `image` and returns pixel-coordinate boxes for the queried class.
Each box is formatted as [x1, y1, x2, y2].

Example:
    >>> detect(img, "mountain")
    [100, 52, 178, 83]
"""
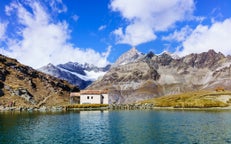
[88, 48, 231, 104]
[0, 54, 77, 108]
[39, 62, 111, 89]
[113, 47, 144, 66]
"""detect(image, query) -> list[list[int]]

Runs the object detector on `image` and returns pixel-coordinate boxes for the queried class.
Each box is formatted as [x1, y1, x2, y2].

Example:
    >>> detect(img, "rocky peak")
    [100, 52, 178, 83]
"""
[149, 51, 173, 66]
[39, 63, 57, 71]
[182, 49, 226, 69]
[47, 63, 55, 67]
[158, 51, 180, 59]
[83, 63, 111, 72]
[145, 51, 155, 59]
[113, 47, 143, 66]
[161, 55, 173, 66]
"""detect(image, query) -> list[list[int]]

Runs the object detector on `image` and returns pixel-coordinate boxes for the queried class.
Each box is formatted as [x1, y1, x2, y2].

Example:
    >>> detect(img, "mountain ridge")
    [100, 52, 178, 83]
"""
[88, 48, 231, 104]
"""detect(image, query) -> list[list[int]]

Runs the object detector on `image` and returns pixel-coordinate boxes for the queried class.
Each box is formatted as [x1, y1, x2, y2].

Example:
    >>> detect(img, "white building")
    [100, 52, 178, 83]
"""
[70, 90, 108, 104]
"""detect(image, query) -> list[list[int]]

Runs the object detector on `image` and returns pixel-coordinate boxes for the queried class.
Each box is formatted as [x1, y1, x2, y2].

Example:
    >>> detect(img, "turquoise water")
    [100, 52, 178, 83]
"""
[1, 110, 231, 144]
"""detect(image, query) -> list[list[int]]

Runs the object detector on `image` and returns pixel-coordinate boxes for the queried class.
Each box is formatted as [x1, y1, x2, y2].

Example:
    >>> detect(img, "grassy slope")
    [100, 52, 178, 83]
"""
[141, 91, 231, 108]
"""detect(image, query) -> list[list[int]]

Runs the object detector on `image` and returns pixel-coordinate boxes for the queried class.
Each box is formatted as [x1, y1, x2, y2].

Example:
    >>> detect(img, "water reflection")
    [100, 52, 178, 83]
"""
[78, 111, 110, 143]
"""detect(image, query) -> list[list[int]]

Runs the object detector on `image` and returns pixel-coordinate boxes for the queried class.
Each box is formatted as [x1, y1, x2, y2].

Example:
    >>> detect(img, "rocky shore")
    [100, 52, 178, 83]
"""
[0, 105, 66, 112]
[1, 103, 231, 112]
[0, 103, 155, 112]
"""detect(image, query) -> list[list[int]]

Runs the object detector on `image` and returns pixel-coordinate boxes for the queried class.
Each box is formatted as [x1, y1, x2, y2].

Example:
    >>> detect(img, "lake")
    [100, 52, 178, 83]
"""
[1, 110, 231, 144]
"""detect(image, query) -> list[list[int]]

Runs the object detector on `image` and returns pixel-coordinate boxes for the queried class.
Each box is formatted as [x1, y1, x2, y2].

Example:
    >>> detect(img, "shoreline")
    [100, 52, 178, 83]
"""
[1, 104, 231, 112]
[152, 106, 231, 111]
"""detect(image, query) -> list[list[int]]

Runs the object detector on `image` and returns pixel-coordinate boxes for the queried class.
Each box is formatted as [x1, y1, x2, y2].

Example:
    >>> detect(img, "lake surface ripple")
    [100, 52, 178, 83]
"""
[1, 110, 231, 144]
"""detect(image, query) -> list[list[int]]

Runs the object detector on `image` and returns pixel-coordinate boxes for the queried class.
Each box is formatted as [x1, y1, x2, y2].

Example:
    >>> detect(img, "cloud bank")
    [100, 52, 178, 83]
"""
[110, 0, 195, 46]
[1, 1, 110, 68]
[162, 25, 193, 42]
[0, 22, 7, 41]
[176, 18, 231, 56]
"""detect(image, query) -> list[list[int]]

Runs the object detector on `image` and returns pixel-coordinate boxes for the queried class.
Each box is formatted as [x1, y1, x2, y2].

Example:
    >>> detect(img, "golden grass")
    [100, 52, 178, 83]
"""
[66, 104, 109, 109]
[141, 91, 231, 108]
[227, 99, 231, 103]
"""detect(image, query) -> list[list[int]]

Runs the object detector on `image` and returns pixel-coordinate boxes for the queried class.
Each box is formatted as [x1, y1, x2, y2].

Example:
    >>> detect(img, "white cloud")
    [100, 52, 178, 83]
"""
[48, 0, 67, 13]
[98, 25, 106, 31]
[177, 18, 231, 56]
[1, 1, 110, 68]
[5, 2, 18, 16]
[0, 22, 7, 41]
[72, 14, 79, 22]
[110, 0, 195, 46]
[162, 25, 193, 42]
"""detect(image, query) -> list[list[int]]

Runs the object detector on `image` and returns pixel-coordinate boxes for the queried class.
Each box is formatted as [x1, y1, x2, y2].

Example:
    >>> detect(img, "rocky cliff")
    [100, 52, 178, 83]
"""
[0, 54, 77, 108]
[89, 48, 231, 104]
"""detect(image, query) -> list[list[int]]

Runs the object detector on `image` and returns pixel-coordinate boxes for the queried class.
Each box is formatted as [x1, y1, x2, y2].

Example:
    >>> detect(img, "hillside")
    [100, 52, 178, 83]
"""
[89, 48, 231, 104]
[0, 54, 77, 108]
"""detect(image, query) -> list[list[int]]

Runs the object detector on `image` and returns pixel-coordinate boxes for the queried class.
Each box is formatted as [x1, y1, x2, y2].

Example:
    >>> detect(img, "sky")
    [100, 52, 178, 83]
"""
[0, 0, 231, 68]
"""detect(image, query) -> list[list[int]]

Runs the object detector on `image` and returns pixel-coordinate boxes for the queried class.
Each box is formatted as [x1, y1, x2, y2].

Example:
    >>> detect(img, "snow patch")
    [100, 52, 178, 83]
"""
[58, 67, 90, 81]
[85, 70, 106, 81]
[58, 67, 106, 81]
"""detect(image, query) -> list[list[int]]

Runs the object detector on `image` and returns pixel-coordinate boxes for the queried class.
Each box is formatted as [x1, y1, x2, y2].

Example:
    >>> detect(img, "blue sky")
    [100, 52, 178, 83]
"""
[0, 0, 231, 68]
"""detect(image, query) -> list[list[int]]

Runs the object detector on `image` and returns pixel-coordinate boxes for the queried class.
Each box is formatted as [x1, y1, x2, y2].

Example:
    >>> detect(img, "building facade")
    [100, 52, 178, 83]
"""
[70, 90, 108, 104]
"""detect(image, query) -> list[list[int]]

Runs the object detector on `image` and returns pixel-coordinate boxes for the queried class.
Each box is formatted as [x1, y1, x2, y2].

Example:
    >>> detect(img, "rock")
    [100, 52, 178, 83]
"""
[38, 106, 48, 112]
[29, 79, 36, 89]
[0, 90, 4, 97]
[0, 68, 9, 81]
[10, 88, 35, 104]
[0, 81, 4, 89]
[27, 107, 34, 112]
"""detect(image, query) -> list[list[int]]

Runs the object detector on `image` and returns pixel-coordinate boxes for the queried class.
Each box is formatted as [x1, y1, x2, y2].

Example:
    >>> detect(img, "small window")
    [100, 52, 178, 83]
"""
[91, 96, 93, 99]
[87, 96, 89, 99]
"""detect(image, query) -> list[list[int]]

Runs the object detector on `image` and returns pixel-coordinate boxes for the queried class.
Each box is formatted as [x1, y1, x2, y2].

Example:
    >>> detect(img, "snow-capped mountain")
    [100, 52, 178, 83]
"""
[38, 62, 111, 89]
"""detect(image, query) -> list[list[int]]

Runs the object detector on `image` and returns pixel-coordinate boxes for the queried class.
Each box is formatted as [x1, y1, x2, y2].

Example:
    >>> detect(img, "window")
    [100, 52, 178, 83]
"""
[91, 96, 93, 99]
[102, 96, 104, 99]
[87, 96, 89, 99]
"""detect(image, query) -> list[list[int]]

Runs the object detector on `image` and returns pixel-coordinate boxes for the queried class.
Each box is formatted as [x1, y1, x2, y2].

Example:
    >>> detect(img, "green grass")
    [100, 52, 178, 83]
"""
[141, 91, 231, 108]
